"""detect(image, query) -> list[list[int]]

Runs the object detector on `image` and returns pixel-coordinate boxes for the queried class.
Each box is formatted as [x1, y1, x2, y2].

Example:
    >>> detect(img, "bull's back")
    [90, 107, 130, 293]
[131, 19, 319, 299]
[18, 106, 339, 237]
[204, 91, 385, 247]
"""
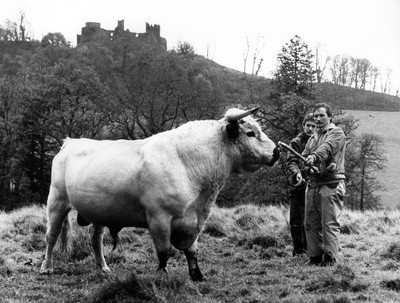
[56, 139, 149, 227]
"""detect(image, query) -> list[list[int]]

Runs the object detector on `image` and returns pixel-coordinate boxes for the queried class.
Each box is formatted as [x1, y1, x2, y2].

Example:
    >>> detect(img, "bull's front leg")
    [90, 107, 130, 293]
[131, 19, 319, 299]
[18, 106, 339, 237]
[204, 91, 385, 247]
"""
[148, 217, 172, 278]
[184, 238, 205, 281]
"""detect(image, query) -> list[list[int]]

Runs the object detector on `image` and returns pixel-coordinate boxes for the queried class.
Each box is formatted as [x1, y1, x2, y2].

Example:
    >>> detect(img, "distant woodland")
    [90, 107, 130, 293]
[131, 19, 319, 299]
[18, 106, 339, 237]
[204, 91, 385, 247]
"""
[1, 17, 398, 211]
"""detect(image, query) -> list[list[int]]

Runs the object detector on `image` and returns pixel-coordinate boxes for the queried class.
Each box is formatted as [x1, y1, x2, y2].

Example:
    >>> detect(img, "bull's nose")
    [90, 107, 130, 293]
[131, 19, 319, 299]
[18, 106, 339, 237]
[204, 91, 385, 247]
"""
[266, 144, 280, 166]
[273, 145, 280, 159]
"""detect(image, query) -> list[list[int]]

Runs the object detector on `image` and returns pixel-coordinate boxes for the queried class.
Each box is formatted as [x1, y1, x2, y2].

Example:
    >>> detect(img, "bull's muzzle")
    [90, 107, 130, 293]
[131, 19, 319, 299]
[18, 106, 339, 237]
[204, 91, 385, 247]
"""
[267, 145, 280, 166]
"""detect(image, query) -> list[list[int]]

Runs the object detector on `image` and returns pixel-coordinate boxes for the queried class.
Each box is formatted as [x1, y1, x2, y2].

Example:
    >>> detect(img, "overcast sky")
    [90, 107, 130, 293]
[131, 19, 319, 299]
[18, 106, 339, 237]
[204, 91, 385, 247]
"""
[1, 0, 400, 94]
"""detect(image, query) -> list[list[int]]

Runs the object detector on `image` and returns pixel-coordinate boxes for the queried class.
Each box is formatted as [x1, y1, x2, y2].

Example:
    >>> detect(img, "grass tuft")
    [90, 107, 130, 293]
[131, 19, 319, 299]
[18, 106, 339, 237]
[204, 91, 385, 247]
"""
[21, 232, 46, 252]
[0, 255, 13, 276]
[68, 229, 93, 261]
[381, 241, 400, 261]
[340, 222, 360, 234]
[306, 264, 369, 294]
[87, 273, 155, 303]
[203, 221, 227, 238]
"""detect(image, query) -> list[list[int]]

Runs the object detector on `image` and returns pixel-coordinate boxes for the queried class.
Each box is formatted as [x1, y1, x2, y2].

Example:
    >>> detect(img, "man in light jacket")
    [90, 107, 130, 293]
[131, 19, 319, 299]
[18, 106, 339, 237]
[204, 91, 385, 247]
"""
[295, 102, 346, 266]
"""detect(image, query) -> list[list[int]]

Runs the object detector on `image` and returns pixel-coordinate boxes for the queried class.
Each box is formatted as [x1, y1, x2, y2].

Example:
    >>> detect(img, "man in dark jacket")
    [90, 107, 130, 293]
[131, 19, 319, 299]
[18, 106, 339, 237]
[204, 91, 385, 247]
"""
[286, 113, 315, 256]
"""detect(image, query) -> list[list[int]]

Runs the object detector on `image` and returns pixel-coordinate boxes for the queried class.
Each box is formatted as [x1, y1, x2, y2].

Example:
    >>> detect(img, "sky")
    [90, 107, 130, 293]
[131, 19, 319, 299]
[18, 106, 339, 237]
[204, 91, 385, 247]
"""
[1, 0, 400, 94]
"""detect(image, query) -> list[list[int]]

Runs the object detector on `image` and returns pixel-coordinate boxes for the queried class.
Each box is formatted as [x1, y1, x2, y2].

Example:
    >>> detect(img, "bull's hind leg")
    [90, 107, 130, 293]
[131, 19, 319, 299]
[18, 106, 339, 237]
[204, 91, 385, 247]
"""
[91, 224, 110, 272]
[184, 238, 205, 281]
[40, 187, 71, 274]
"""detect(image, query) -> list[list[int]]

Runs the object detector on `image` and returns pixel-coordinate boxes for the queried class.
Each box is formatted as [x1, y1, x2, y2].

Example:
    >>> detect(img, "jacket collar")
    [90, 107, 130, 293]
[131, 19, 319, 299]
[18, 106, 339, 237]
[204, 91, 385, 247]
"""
[316, 122, 335, 134]
[299, 131, 311, 140]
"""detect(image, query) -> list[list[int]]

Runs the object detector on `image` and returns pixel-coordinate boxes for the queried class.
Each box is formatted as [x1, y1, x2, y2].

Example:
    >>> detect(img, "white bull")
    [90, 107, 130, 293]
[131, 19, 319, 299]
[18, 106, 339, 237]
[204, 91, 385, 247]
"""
[40, 107, 279, 281]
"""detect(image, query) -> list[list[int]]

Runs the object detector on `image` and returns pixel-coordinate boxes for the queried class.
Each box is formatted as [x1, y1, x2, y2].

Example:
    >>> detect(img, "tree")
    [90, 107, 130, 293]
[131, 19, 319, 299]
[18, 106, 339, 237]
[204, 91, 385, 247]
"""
[369, 66, 380, 92]
[345, 133, 386, 210]
[261, 35, 317, 141]
[273, 35, 315, 98]
[380, 68, 392, 94]
[240, 36, 267, 104]
[0, 73, 25, 209]
[242, 36, 264, 76]
[359, 58, 372, 90]
[176, 41, 195, 56]
[15, 46, 109, 201]
[330, 55, 350, 86]
[1, 11, 31, 42]
[259, 93, 314, 142]
[41, 32, 70, 47]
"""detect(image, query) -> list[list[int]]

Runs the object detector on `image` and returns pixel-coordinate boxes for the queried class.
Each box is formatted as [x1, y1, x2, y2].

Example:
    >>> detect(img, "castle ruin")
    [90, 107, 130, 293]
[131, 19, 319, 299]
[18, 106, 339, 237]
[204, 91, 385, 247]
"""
[77, 20, 167, 49]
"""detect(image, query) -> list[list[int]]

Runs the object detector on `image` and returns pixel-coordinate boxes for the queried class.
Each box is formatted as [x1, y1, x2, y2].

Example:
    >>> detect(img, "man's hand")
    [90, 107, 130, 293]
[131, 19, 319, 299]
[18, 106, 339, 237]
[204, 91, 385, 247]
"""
[305, 155, 316, 166]
[292, 172, 304, 187]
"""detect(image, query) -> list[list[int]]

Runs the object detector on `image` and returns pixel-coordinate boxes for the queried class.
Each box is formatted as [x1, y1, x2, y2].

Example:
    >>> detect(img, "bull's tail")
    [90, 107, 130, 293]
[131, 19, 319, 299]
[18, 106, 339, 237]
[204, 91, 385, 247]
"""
[56, 213, 73, 255]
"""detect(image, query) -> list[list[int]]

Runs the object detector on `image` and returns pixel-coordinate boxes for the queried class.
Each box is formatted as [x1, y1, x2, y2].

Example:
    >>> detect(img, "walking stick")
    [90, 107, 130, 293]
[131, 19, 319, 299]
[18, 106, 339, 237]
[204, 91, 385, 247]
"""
[278, 141, 320, 174]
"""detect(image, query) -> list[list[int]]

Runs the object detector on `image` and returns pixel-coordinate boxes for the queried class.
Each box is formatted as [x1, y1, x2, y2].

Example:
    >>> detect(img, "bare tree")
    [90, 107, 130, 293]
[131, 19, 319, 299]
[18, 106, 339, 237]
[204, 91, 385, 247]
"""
[243, 37, 250, 74]
[314, 43, 330, 83]
[330, 55, 351, 86]
[380, 68, 392, 94]
[242, 36, 264, 76]
[359, 59, 372, 90]
[369, 66, 380, 92]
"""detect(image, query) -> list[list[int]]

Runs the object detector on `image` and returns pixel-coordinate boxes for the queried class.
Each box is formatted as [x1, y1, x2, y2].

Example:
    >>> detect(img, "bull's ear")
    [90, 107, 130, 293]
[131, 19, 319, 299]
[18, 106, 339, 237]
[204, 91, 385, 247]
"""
[226, 121, 239, 139]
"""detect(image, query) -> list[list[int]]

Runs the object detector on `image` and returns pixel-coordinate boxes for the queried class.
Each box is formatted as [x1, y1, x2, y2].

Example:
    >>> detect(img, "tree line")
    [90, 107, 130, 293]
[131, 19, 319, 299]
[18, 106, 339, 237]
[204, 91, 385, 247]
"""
[0, 18, 387, 211]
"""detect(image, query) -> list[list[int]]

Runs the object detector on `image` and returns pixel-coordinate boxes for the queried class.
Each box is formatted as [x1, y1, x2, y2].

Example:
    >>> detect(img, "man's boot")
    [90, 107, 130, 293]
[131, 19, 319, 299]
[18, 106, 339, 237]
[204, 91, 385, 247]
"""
[291, 225, 307, 256]
[300, 225, 308, 253]
[307, 255, 323, 266]
[321, 254, 336, 266]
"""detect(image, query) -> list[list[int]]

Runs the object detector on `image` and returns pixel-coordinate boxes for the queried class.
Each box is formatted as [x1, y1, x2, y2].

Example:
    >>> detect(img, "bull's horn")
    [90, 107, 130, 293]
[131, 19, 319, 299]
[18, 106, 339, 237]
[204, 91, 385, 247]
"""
[225, 107, 260, 122]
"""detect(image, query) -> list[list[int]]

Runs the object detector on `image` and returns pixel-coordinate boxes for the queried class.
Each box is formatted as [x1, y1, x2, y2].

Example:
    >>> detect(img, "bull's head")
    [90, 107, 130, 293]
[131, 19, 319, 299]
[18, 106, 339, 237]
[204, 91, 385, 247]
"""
[223, 107, 280, 173]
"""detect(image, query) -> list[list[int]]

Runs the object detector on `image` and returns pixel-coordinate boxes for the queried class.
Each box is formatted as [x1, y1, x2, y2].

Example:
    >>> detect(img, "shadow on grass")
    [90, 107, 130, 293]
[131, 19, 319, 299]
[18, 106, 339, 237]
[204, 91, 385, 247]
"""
[380, 279, 400, 292]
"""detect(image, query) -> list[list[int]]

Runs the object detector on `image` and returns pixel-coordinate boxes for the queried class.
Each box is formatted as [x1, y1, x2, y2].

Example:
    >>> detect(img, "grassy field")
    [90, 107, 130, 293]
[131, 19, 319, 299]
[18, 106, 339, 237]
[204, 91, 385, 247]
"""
[344, 110, 400, 209]
[1, 204, 400, 302]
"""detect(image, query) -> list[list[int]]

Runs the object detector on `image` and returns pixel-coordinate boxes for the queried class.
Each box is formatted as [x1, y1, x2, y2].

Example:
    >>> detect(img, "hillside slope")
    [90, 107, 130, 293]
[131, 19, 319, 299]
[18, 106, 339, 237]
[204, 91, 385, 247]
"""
[345, 110, 400, 209]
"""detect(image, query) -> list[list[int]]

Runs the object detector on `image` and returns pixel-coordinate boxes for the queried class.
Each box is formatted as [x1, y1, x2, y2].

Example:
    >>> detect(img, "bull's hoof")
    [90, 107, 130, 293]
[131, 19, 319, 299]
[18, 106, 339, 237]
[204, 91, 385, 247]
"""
[190, 270, 206, 282]
[157, 267, 169, 281]
[39, 266, 54, 275]
[192, 275, 206, 282]
[96, 262, 111, 273]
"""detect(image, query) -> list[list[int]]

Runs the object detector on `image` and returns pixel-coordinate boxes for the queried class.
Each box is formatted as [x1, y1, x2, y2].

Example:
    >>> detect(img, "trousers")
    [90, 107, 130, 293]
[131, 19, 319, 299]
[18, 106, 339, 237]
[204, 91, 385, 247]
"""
[304, 180, 345, 260]
[289, 187, 307, 255]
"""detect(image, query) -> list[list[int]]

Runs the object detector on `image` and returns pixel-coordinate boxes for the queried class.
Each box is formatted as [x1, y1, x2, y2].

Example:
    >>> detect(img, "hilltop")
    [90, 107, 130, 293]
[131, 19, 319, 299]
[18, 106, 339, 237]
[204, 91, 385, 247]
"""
[315, 82, 400, 111]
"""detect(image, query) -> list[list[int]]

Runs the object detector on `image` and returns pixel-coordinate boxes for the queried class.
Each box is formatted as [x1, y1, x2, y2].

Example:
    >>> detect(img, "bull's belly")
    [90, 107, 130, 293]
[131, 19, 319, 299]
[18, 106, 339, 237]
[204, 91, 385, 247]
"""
[70, 193, 148, 228]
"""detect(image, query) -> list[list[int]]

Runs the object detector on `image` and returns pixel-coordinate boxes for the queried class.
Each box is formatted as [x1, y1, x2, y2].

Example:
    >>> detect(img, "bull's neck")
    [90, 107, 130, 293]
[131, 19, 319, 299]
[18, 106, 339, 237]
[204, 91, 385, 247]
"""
[174, 121, 234, 188]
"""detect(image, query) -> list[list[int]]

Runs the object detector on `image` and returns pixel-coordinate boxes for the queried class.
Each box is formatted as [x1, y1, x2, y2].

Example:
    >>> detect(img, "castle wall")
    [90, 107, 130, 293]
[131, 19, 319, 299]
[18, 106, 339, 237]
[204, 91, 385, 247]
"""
[77, 20, 167, 49]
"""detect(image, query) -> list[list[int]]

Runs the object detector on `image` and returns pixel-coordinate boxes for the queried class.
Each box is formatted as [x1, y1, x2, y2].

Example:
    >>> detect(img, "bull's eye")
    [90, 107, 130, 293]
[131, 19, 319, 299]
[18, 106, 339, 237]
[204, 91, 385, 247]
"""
[246, 131, 256, 137]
